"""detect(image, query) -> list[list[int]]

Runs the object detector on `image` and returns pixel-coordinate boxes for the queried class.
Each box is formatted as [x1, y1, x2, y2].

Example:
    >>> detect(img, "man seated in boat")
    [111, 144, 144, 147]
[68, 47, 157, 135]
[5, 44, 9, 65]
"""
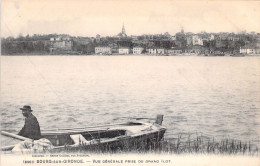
[18, 105, 41, 140]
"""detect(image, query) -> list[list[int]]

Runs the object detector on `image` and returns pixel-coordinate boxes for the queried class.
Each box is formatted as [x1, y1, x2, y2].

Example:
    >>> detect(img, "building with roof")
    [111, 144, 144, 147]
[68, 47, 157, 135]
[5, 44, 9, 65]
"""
[148, 48, 157, 54]
[133, 46, 144, 54]
[95, 47, 112, 54]
[192, 35, 203, 46]
[210, 34, 215, 41]
[49, 36, 73, 52]
[227, 34, 239, 41]
[118, 47, 130, 54]
[240, 46, 256, 54]
[168, 49, 182, 54]
[157, 48, 165, 54]
[171, 35, 176, 41]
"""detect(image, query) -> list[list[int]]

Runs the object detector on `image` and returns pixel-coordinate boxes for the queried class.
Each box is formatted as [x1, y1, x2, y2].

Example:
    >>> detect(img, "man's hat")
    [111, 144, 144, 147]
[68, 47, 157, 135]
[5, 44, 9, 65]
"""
[20, 105, 33, 112]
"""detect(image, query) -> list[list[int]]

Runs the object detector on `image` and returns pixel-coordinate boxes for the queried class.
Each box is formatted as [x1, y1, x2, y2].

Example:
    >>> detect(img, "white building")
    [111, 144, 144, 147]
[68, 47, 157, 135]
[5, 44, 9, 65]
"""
[168, 49, 182, 54]
[49, 36, 73, 52]
[210, 34, 215, 41]
[95, 47, 112, 54]
[240, 47, 256, 54]
[171, 35, 176, 40]
[192, 35, 203, 46]
[148, 48, 157, 54]
[157, 48, 165, 54]
[133, 47, 144, 54]
[119, 47, 130, 54]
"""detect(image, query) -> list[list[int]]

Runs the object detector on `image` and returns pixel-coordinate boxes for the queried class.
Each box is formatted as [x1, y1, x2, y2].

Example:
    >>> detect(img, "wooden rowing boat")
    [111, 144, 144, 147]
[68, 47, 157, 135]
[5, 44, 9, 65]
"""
[1, 115, 166, 153]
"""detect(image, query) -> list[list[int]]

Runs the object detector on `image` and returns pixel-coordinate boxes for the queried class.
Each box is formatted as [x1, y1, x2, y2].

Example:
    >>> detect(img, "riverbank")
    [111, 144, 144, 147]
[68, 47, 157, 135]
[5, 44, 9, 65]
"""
[2, 54, 260, 56]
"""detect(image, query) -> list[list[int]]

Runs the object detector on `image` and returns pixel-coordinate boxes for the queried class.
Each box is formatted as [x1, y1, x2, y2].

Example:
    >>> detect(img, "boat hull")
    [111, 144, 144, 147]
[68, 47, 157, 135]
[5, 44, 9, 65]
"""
[2, 119, 166, 153]
[11, 121, 167, 153]
[49, 128, 166, 152]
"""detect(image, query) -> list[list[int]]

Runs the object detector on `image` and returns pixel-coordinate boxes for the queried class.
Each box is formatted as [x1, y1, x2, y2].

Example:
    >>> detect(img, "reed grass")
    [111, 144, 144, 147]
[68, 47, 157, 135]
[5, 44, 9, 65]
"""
[159, 135, 258, 156]
[59, 134, 259, 156]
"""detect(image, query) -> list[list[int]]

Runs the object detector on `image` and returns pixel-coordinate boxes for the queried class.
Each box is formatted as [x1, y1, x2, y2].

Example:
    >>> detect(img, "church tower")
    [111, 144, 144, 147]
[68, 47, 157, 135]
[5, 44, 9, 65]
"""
[181, 26, 184, 34]
[122, 23, 126, 35]
[117, 23, 127, 38]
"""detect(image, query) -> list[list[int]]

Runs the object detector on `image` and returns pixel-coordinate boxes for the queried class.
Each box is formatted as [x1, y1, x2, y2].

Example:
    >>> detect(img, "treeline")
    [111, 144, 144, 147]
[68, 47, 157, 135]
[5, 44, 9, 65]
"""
[1, 34, 181, 55]
[1, 40, 50, 54]
[1, 32, 260, 55]
[1, 34, 59, 55]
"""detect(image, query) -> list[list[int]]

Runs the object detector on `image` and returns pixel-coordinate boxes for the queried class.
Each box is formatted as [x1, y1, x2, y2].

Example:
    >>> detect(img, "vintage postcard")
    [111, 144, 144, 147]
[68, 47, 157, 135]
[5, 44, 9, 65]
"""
[1, 0, 260, 166]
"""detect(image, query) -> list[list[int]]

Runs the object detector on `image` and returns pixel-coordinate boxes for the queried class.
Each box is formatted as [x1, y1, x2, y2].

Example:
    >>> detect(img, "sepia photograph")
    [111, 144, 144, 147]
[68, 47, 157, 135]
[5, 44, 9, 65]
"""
[1, 0, 260, 165]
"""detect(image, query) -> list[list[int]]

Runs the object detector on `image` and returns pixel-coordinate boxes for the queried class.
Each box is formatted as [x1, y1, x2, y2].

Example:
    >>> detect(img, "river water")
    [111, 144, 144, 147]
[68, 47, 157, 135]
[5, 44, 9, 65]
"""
[1, 55, 260, 144]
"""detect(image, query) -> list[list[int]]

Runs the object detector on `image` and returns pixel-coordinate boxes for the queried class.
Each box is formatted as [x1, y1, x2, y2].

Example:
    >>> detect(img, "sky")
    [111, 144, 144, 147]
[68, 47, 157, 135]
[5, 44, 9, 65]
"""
[1, 0, 260, 38]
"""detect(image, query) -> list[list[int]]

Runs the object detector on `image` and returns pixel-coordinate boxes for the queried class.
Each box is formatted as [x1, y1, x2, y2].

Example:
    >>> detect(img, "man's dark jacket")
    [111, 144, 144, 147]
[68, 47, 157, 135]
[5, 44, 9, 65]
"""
[18, 114, 41, 140]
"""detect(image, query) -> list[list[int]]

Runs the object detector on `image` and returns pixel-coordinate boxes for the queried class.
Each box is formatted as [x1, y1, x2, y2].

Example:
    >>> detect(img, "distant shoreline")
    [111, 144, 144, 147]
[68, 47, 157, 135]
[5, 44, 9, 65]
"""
[1, 54, 260, 57]
[0, 53, 193, 56]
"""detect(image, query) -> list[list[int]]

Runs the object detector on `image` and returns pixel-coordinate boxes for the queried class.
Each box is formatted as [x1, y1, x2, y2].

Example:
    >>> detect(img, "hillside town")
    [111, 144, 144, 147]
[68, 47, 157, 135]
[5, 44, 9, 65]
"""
[1, 24, 260, 56]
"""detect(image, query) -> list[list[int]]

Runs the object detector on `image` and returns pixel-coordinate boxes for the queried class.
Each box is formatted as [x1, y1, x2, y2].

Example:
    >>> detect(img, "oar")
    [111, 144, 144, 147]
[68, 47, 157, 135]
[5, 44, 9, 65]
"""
[1, 131, 32, 151]
[1, 131, 32, 141]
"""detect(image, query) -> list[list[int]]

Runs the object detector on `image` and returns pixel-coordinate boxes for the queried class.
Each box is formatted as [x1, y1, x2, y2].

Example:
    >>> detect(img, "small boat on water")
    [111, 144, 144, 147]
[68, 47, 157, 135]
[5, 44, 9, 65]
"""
[1, 115, 166, 153]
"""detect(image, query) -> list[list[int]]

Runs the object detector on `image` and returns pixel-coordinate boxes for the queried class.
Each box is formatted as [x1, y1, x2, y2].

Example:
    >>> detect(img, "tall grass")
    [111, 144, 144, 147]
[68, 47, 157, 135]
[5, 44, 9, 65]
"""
[59, 134, 259, 156]
[160, 135, 258, 156]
